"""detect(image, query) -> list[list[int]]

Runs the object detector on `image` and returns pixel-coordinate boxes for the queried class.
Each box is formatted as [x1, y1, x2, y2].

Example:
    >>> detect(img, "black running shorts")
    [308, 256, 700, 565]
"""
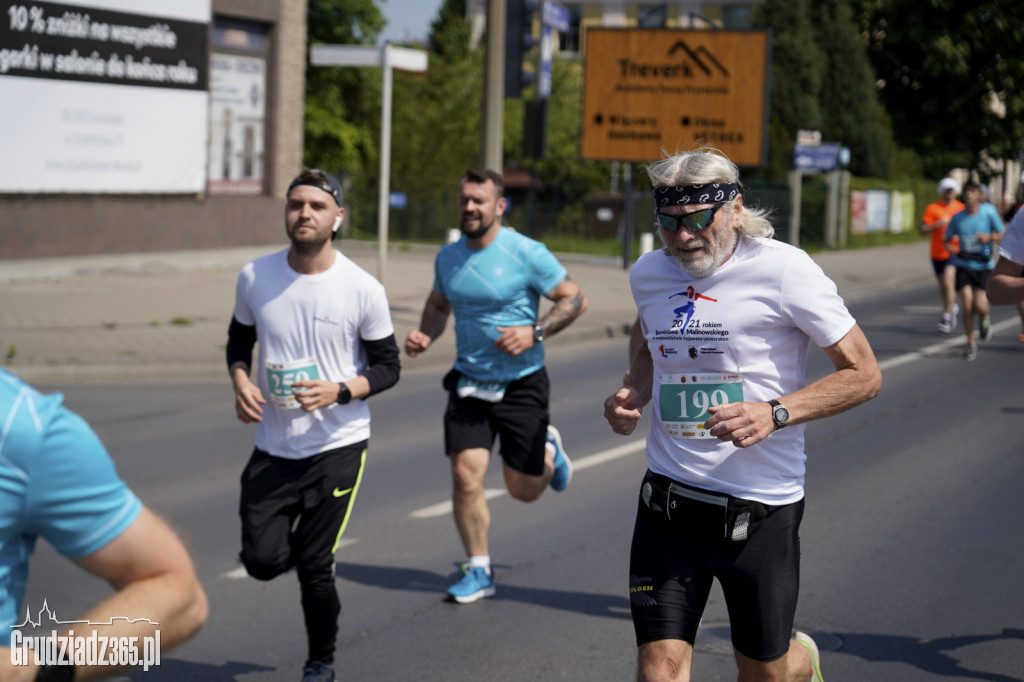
[442, 367, 550, 476]
[628, 474, 805, 662]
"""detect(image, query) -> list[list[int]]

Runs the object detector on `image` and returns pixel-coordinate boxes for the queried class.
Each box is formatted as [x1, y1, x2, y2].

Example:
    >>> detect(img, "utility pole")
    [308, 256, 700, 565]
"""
[481, 0, 506, 171]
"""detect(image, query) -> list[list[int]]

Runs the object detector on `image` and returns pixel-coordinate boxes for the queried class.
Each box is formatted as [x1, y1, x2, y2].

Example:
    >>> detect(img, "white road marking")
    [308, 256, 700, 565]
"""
[408, 440, 647, 519]
[877, 316, 1019, 371]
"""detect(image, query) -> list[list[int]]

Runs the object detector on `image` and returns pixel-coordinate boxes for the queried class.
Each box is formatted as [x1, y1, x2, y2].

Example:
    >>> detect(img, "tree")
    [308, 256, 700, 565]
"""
[752, 0, 896, 179]
[813, 0, 894, 178]
[752, 0, 827, 179]
[303, 0, 386, 180]
[852, 0, 1024, 179]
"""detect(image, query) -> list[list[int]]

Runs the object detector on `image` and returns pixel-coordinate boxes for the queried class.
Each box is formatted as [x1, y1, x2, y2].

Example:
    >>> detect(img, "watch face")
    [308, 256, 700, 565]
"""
[775, 406, 789, 424]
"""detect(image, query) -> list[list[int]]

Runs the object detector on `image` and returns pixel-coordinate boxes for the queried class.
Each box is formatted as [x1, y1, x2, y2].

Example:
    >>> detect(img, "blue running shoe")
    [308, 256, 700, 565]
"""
[446, 566, 495, 604]
[547, 425, 572, 491]
[301, 660, 335, 682]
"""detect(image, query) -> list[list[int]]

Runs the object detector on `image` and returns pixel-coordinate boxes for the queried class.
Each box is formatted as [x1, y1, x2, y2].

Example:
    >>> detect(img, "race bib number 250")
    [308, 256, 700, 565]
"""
[266, 358, 322, 409]
[658, 373, 743, 438]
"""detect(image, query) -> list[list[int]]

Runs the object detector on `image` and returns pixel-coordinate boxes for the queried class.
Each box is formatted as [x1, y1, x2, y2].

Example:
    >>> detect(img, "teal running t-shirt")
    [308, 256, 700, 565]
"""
[0, 369, 142, 631]
[434, 227, 567, 382]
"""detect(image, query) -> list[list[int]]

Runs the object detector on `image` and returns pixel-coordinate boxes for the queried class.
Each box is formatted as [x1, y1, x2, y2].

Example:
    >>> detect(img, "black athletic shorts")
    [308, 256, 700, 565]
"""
[628, 471, 805, 662]
[442, 367, 550, 476]
[955, 267, 991, 291]
[931, 257, 953, 277]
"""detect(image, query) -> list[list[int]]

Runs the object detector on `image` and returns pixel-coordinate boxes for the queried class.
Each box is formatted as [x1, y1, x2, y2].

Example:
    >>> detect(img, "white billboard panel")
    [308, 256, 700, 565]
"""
[0, 0, 210, 193]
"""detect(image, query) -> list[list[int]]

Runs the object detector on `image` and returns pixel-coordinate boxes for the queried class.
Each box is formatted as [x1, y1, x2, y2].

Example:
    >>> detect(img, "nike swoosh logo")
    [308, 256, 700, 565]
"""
[333, 487, 352, 498]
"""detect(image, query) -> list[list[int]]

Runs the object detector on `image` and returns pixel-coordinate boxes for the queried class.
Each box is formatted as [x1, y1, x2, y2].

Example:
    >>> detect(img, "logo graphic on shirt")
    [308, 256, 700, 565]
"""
[10, 600, 162, 671]
[314, 315, 341, 327]
[659, 345, 677, 358]
[667, 284, 716, 329]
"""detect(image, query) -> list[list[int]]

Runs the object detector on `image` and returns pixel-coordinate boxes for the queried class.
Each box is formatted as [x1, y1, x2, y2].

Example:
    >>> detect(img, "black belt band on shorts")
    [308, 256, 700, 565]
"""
[641, 471, 769, 542]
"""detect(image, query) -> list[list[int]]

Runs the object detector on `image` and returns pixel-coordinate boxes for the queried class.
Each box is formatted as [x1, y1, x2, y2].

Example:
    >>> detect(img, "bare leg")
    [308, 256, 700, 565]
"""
[450, 448, 491, 557]
[637, 639, 692, 682]
[961, 285, 976, 346]
[503, 443, 555, 502]
[735, 641, 814, 682]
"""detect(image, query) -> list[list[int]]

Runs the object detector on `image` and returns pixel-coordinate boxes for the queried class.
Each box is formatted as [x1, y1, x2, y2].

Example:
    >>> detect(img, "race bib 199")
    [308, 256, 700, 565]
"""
[658, 373, 744, 438]
[266, 357, 322, 409]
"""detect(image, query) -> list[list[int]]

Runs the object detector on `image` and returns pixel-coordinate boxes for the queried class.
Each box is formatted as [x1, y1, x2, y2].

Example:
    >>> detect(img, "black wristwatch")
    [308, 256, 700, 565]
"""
[36, 663, 75, 681]
[768, 399, 790, 430]
[533, 325, 546, 343]
[336, 383, 352, 405]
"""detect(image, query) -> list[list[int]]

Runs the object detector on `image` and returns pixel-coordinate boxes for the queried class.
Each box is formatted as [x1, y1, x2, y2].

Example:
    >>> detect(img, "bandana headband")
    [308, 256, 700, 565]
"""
[654, 183, 738, 208]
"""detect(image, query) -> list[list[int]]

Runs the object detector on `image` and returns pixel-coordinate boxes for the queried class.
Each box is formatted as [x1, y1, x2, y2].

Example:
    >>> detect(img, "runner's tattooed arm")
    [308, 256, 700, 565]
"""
[537, 276, 588, 338]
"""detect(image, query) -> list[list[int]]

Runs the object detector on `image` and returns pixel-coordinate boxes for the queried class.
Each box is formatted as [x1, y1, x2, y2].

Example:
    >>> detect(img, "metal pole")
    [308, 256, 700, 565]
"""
[377, 45, 393, 284]
[622, 161, 634, 269]
[788, 170, 802, 247]
[481, 0, 506, 170]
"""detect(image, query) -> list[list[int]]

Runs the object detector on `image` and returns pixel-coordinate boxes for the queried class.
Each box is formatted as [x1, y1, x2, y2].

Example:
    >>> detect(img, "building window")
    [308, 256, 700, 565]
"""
[208, 18, 269, 195]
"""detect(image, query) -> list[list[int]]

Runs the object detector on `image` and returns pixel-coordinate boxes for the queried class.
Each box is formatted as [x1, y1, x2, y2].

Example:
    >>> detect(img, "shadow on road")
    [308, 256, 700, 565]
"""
[336, 561, 631, 620]
[833, 628, 1024, 681]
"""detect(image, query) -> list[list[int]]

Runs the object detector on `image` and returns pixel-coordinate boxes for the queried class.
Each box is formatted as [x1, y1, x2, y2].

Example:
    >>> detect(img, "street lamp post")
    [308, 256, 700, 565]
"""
[310, 44, 428, 285]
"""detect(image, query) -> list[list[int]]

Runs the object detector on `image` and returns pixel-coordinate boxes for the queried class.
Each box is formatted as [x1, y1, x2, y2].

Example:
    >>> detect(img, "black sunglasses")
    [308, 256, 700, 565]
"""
[655, 202, 726, 233]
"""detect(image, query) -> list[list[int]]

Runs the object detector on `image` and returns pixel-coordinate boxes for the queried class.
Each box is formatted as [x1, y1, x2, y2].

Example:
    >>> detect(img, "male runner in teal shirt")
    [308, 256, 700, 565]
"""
[406, 168, 587, 603]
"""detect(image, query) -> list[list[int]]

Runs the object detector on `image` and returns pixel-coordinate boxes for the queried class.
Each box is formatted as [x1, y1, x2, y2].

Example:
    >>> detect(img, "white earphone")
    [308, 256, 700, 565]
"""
[332, 216, 342, 233]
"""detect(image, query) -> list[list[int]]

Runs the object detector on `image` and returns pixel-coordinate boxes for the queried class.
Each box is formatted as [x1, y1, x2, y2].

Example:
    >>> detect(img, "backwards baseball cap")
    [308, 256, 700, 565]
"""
[288, 169, 343, 206]
[938, 177, 960, 194]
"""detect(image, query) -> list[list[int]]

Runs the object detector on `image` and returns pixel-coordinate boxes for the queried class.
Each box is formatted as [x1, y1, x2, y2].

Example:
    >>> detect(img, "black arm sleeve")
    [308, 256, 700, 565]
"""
[226, 316, 257, 370]
[361, 334, 401, 397]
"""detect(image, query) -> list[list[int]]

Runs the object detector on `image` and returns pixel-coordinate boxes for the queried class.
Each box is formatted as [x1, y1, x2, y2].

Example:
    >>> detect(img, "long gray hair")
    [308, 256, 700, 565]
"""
[645, 147, 774, 238]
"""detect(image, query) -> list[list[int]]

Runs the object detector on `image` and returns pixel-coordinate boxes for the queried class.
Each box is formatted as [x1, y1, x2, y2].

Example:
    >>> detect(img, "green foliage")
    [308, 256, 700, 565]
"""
[752, 0, 826, 178]
[813, 0, 894, 178]
[303, 0, 386, 180]
[852, 0, 1024, 179]
[430, 0, 470, 59]
[752, 0, 896, 180]
[509, 59, 612, 203]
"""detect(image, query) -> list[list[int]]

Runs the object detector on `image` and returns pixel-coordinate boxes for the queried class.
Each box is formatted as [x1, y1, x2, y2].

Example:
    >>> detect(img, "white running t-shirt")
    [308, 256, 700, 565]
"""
[999, 208, 1024, 265]
[233, 248, 394, 459]
[630, 236, 856, 505]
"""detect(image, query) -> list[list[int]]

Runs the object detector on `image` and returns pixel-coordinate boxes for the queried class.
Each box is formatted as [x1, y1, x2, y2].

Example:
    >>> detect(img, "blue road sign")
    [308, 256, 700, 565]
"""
[793, 143, 840, 172]
[543, 1, 570, 32]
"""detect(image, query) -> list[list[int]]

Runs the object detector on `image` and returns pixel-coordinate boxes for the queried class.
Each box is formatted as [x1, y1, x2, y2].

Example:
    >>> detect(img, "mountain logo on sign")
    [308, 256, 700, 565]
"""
[667, 40, 729, 77]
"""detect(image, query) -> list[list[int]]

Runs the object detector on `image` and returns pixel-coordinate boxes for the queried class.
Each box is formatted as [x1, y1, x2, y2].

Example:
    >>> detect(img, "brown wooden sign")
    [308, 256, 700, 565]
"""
[581, 28, 771, 165]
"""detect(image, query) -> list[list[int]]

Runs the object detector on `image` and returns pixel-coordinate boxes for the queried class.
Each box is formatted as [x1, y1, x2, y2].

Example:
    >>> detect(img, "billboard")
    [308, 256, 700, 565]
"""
[0, 0, 210, 193]
[581, 28, 770, 165]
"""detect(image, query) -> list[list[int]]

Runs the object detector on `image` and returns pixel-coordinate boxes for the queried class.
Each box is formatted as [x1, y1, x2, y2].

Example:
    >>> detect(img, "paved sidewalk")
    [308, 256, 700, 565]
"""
[0, 240, 932, 386]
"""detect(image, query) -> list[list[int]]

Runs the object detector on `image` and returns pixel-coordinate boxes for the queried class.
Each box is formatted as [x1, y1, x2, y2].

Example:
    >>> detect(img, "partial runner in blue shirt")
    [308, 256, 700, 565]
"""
[0, 368, 207, 679]
[945, 182, 1004, 359]
[405, 168, 587, 605]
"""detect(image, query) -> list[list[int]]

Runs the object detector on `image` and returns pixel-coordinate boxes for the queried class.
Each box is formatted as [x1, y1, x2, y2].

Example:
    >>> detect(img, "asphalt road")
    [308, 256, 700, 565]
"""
[20, 280, 1024, 682]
